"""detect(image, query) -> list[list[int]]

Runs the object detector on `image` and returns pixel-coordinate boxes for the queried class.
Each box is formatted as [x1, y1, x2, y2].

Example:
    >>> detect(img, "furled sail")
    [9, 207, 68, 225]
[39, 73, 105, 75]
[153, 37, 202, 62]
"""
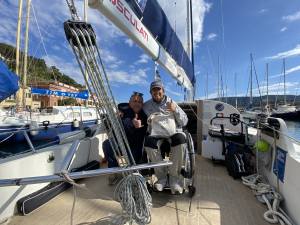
[125, 0, 195, 85]
[30, 88, 89, 99]
[88, 0, 195, 90]
[0, 60, 20, 102]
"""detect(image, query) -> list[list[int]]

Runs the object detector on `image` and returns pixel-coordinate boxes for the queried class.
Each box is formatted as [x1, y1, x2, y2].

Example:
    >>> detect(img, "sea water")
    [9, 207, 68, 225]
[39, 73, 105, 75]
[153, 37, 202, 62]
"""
[284, 120, 300, 141]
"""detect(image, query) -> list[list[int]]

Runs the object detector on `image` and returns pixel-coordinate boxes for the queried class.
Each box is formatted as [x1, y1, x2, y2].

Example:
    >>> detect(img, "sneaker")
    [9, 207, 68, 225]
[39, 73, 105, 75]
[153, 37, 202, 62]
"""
[154, 176, 168, 191]
[170, 177, 183, 195]
[107, 173, 118, 186]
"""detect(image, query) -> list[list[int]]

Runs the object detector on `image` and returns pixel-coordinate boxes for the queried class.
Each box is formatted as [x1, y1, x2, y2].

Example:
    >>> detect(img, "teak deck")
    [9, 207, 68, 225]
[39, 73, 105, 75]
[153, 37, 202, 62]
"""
[8, 155, 278, 225]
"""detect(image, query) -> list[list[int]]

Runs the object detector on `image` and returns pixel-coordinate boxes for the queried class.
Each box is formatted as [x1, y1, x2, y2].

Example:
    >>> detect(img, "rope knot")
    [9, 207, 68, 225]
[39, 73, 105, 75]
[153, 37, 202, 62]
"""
[60, 170, 75, 183]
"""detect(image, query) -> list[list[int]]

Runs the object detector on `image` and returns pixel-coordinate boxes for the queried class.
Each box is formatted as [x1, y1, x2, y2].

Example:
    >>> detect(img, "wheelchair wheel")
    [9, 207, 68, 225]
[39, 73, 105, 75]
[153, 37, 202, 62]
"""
[182, 131, 196, 179]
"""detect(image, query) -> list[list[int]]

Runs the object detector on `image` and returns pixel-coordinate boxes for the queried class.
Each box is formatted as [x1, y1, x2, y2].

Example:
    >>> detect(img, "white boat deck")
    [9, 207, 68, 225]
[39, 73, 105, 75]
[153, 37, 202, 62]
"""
[7, 155, 279, 225]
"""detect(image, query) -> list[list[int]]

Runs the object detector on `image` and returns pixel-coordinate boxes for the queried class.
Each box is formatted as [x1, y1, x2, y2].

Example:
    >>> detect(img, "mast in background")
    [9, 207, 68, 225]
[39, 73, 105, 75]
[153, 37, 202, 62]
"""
[284, 58, 286, 105]
[16, 0, 24, 110]
[218, 54, 220, 101]
[267, 63, 269, 116]
[226, 85, 227, 103]
[186, 0, 193, 101]
[250, 53, 253, 104]
[84, 0, 88, 107]
[206, 68, 208, 99]
[235, 73, 237, 109]
[22, 0, 31, 109]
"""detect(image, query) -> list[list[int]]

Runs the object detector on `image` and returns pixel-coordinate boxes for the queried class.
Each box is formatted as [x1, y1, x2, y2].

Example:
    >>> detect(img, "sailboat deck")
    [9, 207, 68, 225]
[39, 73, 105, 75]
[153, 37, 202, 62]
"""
[8, 155, 277, 225]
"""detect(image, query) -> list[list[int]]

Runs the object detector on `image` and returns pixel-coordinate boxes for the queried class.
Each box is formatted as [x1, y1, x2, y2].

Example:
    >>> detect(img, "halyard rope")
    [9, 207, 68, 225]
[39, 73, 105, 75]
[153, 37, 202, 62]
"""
[64, 20, 152, 224]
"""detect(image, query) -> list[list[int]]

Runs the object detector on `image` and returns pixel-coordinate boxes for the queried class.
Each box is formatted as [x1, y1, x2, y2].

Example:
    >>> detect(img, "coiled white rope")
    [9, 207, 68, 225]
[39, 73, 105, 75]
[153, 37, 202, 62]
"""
[115, 173, 152, 225]
[242, 174, 291, 225]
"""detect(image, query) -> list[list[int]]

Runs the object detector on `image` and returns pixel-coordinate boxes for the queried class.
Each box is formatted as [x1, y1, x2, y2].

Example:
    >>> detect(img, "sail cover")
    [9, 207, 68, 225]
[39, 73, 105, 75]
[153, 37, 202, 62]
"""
[125, 0, 195, 85]
[0, 60, 20, 102]
[30, 88, 89, 99]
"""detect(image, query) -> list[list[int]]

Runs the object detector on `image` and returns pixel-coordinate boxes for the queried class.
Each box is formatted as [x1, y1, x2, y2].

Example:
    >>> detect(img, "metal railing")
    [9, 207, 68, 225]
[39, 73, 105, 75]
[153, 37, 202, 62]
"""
[0, 160, 172, 187]
[0, 126, 60, 153]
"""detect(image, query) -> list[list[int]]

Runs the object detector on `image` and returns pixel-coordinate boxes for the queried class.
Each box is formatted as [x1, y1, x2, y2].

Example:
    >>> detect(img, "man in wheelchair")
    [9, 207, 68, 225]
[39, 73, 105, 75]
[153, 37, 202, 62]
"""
[142, 81, 188, 194]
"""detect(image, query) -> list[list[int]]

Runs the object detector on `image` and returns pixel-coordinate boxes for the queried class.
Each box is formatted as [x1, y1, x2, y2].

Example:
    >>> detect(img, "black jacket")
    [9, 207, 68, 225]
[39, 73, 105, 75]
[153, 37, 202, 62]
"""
[118, 103, 148, 147]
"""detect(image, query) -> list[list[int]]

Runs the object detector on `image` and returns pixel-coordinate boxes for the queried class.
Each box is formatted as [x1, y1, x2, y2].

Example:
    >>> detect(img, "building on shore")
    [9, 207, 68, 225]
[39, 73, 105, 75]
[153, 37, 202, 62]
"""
[0, 87, 41, 110]
[0, 81, 99, 110]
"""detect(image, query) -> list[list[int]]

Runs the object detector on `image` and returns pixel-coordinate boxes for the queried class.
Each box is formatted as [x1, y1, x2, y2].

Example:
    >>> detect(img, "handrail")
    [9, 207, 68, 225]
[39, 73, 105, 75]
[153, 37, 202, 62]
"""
[0, 161, 172, 187]
[0, 126, 60, 155]
[56, 140, 80, 173]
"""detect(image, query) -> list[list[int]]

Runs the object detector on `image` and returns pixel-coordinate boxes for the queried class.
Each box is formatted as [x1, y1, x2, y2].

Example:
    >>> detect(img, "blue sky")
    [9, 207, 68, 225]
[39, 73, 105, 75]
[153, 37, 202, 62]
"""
[0, 0, 300, 104]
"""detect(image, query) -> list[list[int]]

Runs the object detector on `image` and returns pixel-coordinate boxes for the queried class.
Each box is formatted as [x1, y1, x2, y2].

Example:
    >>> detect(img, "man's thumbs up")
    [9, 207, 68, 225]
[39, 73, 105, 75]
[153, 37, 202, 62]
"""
[165, 99, 176, 112]
[133, 114, 144, 128]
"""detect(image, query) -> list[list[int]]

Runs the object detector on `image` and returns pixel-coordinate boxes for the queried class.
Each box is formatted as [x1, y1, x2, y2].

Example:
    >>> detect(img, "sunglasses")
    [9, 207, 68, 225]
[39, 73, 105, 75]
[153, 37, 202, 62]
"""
[132, 91, 144, 97]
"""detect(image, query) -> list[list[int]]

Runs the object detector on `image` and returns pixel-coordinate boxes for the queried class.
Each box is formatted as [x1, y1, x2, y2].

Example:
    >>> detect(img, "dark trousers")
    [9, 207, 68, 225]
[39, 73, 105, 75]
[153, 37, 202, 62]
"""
[102, 139, 142, 168]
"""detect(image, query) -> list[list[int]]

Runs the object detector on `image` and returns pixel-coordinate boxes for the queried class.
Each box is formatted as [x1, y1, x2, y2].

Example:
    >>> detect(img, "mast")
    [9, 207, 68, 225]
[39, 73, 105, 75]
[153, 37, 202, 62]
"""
[186, 0, 193, 101]
[23, 0, 31, 109]
[218, 54, 220, 101]
[226, 85, 227, 103]
[16, 0, 24, 110]
[250, 53, 252, 104]
[235, 73, 237, 109]
[206, 68, 208, 99]
[267, 63, 269, 116]
[84, 0, 88, 107]
[284, 58, 286, 105]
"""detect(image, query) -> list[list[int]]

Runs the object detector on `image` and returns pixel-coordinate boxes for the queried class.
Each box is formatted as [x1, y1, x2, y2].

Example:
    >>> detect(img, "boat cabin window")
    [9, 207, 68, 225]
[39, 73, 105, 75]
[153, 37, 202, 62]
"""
[69, 112, 80, 117]
[83, 112, 92, 117]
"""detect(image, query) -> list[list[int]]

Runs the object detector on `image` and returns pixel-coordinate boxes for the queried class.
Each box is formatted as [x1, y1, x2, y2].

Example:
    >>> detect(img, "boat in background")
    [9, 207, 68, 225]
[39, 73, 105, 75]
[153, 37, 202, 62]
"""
[271, 58, 299, 119]
[0, 106, 100, 143]
[271, 104, 299, 119]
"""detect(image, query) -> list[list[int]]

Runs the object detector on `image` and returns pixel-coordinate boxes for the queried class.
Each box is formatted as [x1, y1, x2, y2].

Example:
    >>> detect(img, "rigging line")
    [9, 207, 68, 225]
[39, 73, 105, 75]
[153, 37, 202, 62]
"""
[292, 81, 300, 106]
[275, 62, 284, 106]
[193, 0, 217, 87]
[31, 2, 56, 81]
[220, 0, 227, 88]
[205, 38, 218, 87]
[28, 0, 64, 69]
[252, 58, 263, 107]
[262, 64, 267, 98]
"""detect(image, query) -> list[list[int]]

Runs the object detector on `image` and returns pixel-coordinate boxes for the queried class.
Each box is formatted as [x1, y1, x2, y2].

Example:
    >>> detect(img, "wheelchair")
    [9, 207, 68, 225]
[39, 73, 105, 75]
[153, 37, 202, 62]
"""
[141, 130, 196, 197]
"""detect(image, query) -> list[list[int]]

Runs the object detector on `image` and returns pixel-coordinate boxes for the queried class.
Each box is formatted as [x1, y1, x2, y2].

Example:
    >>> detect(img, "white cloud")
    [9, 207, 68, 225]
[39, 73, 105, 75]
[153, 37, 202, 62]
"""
[107, 68, 150, 86]
[270, 65, 300, 78]
[41, 54, 85, 85]
[134, 54, 150, 65]
[280, 27, 287, 32]
[158, 0, 212, 48]
[282, 11, 300, 22]
[259, 9, 267, 14]
[206, 33, 217, 41]
[125, 39, 134, 47]
[164, 86, 182, 96]
[265, 45, 300, 59]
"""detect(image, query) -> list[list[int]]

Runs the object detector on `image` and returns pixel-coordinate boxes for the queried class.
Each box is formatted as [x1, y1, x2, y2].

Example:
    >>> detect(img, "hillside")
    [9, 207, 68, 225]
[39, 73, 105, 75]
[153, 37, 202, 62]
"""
[210, 95, 300, 108]
[0, 42, 84, 89]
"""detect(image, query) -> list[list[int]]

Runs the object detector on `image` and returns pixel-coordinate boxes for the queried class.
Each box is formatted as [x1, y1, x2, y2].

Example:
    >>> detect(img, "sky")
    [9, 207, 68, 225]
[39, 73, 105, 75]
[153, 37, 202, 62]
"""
[0, 0, 300, 105]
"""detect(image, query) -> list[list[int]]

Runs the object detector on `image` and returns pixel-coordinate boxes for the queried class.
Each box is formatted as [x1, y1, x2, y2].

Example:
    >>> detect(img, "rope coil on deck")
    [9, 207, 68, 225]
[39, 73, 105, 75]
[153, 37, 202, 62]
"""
[115, 173, 152, 225]
[242, 174, 292, 225]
